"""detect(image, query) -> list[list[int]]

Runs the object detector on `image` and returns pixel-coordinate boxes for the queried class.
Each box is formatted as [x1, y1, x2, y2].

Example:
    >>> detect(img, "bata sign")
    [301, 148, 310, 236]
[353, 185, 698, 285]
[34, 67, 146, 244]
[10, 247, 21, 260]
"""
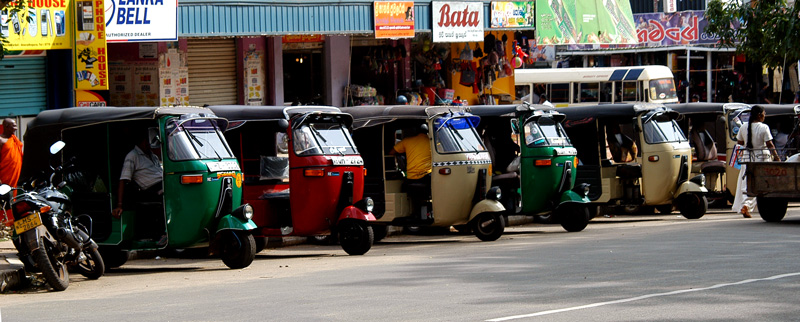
[432, 1, 484, 42]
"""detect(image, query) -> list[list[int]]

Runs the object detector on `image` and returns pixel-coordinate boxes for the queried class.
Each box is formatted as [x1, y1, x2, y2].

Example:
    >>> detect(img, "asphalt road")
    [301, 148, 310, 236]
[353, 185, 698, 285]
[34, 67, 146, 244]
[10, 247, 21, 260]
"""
[1, 208, 799, 322]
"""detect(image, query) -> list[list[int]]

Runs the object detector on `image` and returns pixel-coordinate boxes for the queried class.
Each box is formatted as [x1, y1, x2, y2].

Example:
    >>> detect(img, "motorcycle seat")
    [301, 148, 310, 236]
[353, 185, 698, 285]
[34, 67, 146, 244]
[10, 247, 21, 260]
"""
[700, 160, 726, 174]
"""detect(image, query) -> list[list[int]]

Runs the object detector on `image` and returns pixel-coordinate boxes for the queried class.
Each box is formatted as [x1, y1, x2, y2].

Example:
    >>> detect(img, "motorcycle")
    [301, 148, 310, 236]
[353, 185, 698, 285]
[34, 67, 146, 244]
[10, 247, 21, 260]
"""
[0, 141, 104, 291]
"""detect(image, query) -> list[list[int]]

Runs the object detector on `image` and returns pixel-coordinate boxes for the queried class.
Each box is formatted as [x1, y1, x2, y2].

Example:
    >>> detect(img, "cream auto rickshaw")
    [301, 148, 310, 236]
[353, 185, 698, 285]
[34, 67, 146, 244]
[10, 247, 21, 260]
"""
[562, 103, 708, 218]
[341, 105, 506, 241]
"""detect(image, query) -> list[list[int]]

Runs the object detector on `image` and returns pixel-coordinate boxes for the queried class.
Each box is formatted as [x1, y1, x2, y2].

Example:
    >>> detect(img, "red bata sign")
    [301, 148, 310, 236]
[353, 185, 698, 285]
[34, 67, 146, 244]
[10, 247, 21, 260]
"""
[432, 1, 483, 42]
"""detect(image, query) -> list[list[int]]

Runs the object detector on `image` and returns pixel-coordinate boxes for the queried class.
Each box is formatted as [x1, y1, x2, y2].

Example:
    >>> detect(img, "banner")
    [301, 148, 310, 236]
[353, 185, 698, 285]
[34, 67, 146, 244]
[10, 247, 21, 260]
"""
[104, 0, 178, 42]
[490, 2, 534, 28]
[2, 1, 73, 50]
[535, 0, 636, 45]
[74, 0, 109, 90]
[432, 1, 484, 43]
[374, 1, 415, 39]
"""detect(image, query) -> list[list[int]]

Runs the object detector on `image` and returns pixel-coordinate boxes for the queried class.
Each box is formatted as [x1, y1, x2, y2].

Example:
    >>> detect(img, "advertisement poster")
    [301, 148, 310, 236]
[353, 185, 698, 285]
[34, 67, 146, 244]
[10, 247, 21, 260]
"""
[1, 1, 73, 50]
[490, 2, 534, 28]
[177, 67, 188, 106]
[134, 63, 158, 106]
[158, 49, 182, 106]
[432, 2, 484, 43]
[535, 0, 636, 45]
[73, 0, 109, 90]
[374, 1, 415, 39]
[104, 0, 178, 42]
[109, 62, 134, 106]
[244, 46, 264, 106]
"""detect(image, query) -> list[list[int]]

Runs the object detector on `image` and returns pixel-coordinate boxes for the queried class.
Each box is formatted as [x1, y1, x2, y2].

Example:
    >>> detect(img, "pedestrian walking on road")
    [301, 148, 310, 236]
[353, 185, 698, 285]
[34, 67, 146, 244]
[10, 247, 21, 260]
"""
[732, 105, 780, 218]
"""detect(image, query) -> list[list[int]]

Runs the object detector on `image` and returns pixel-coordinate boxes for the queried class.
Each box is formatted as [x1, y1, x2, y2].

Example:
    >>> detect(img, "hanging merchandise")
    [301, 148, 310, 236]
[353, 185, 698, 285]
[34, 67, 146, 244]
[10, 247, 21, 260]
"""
[473, 43, 484, 58]
[459, 43, 473, 61]
[484, 33, 496, 55]
[774, 67, 783, 93]
[460, 63, 476, 87]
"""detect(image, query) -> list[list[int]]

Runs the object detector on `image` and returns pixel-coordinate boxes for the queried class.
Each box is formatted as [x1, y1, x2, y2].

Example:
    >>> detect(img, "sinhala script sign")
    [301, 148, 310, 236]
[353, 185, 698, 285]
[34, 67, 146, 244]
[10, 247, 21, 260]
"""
[432, 1, 484, 43]
[104, 0, 177, 42]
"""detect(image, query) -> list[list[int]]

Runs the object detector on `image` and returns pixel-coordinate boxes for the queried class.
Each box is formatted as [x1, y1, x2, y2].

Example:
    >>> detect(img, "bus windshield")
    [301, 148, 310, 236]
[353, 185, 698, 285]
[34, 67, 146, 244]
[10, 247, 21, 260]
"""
[293, 122, 358, 156]
[434, 117, 486, 153]
[649, 78, 677, 101]
[643, 117, 687, 144]
[523, 117, 571, 147]
[167, 118, 235, 161]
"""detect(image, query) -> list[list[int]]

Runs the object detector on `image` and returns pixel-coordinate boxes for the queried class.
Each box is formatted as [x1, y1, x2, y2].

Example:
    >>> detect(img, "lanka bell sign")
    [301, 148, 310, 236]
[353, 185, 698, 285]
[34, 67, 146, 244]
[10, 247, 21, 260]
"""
[1, 0, 74, 50]
[104, 0, 177, 42]
[432, 1, 484, 43]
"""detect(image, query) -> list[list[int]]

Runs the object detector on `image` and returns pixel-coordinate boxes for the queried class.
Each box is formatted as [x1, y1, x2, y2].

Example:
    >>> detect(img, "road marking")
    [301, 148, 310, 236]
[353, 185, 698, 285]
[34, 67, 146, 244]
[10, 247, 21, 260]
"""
[487, 272, 800, 321]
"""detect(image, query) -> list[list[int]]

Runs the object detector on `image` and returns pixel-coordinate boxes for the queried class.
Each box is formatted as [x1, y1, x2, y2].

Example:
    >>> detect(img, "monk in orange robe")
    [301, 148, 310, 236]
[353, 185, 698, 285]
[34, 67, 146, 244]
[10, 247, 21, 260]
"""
[0, 118, 23, 188]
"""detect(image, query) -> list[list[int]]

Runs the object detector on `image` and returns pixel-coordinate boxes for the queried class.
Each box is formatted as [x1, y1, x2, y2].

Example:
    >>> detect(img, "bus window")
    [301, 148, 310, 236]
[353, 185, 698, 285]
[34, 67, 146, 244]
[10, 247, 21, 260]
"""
[576, 83, 599, 103]
[649, 78, 678, 101]
[600, 82, 613, 103]
[516, 85, 532, 103]
[622, 82, 638, 101]
[550, 83, 569, 103]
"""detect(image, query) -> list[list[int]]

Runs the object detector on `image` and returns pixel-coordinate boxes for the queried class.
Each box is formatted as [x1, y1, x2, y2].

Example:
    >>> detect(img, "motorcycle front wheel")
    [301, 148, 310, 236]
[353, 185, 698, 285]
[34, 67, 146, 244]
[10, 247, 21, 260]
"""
[76, 247, 105, 280]
[34, 240, 69, 291]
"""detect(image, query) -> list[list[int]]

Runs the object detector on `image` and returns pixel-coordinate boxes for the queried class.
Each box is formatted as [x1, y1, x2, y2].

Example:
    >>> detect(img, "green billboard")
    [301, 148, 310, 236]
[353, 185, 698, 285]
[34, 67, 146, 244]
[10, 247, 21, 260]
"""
[536, 0, 636, 44]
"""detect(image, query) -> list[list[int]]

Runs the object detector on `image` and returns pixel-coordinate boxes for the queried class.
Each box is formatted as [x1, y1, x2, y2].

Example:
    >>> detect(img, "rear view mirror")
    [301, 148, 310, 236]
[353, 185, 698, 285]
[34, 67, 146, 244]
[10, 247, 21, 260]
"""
[510, 119, 520, 135]
[0, 184, 11, 196]
[148, 127, 161, 149]
[49, 141, 65, 155]
[277, 119, 289, 130]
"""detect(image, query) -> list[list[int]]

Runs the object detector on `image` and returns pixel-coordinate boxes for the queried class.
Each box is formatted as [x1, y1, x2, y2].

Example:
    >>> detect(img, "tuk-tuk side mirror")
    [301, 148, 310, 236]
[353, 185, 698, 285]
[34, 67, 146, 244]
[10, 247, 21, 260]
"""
[148, 127, 161, 149]
[510, 119, 520, 135]
[277, 119, 289, 131]
[49, 141, 66, 155]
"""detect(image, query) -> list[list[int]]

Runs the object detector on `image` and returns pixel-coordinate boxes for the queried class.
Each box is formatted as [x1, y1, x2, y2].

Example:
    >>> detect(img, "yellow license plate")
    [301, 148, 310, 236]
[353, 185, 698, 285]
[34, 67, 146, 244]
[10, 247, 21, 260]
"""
[14, 212, 42, 235]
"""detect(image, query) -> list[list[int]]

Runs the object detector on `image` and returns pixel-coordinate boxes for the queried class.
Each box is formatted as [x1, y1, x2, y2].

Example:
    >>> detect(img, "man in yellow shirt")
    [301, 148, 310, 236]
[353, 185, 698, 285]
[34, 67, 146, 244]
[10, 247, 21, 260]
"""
[389, 124, 432, 219]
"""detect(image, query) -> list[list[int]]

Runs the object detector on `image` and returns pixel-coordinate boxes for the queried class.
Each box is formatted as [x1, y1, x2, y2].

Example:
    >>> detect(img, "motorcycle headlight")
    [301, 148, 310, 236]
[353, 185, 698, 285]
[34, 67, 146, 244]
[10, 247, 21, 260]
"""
[572, 183, 591, 197]
[486, 186, 502, 201]
[232, 204, 254, 221]
[354, 197, 374, 213]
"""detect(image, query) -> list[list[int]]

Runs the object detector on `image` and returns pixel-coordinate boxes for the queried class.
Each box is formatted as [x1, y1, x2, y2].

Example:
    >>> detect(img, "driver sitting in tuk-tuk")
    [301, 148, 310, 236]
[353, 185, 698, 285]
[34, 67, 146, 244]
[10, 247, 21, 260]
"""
[689, 121, 725, 187]
[389, 124, 432, 219]
[606, 123, 638, 163]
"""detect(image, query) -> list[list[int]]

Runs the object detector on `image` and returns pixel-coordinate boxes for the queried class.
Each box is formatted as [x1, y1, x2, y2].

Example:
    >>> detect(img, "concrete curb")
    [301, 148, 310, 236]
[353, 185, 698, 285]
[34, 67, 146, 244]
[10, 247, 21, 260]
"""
[0, 254, 26, 293]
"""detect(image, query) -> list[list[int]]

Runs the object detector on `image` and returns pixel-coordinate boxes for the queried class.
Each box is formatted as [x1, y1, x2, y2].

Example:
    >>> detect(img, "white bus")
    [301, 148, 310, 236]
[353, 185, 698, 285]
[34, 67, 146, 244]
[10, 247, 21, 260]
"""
[514, 65, 679, 107]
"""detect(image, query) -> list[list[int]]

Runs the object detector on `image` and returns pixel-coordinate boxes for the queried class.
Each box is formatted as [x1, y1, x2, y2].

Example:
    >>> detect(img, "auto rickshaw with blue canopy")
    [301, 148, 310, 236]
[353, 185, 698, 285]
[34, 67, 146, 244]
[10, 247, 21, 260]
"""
[469, 104, 591, 232]
[22, 106, 257, 269]
[206, 105, 375, 255]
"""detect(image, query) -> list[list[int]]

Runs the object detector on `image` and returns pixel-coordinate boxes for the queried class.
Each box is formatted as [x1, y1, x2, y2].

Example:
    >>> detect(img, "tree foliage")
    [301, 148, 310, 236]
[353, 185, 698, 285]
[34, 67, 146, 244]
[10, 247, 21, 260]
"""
[705, 0, 800, 68]
[0, 0, 28, 61]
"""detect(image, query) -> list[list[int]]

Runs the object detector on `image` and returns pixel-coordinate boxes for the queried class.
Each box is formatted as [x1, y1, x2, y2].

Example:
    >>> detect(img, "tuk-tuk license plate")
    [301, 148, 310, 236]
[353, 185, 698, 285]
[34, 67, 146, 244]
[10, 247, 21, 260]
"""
[332, 156, 364, 166]
[14, 212, 42, 235]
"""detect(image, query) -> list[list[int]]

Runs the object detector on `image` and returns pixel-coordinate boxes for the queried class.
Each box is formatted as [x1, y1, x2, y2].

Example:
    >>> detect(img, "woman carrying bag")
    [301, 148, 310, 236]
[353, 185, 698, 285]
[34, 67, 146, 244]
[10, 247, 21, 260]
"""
[732, 105, 781, 218]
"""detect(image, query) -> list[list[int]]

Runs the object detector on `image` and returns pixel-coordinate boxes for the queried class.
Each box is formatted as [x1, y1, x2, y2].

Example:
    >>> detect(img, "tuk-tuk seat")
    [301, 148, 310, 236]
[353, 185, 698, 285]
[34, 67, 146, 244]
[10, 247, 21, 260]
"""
[615, 163, 642, 179]
[700, 160, 726, 174]
[260, 191, 291, 200]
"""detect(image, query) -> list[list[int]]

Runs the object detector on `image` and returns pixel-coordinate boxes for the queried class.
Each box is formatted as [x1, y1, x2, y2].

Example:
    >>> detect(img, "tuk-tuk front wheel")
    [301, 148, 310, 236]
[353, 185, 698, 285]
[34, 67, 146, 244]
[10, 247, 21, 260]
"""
[559, 204, 590, 232]
[220, 230, 256, 269]
[338, 219, 373, 255]
[473, 213, 505, 242]
[756, 197, 788, 222]
[676, 193, 708, 219]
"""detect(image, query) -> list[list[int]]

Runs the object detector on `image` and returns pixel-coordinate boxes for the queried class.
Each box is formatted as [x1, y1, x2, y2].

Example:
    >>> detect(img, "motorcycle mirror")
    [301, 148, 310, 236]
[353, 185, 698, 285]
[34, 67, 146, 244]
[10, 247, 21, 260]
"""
[50, 141, 66, 155]
[148, 127, 161, 149]
[0, 184, 11, 196]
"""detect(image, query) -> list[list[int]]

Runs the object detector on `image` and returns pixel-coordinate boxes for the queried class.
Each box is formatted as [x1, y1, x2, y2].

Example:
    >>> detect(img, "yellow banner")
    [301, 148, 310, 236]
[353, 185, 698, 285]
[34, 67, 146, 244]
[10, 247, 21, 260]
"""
[2, 0, 73, 50]
[73, 0, 107, 90]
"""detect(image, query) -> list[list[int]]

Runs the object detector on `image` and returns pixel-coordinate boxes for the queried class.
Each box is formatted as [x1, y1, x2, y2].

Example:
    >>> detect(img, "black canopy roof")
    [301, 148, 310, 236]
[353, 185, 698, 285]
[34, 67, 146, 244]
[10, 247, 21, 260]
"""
[207, 105, 343, 121]
[341, 105, 477, 129]
[669, 103, 799, 116]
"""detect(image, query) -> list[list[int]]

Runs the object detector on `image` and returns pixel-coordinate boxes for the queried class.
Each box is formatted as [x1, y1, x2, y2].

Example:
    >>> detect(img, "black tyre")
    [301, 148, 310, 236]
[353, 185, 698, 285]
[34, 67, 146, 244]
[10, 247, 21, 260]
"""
[99, 247, 130, 269]
[677, 193, 707, 219]
[473, 213, 505, 241]
[371, 225, 388, 242]
[254, 236, 268, 253]
[560, 204, 590, 232]
[338, 220, 373, 255]
[220, 230, 256, 269]
[76, 247, 105, 280]
[34, 242, 69, 291]
[756, 197, 788, 222]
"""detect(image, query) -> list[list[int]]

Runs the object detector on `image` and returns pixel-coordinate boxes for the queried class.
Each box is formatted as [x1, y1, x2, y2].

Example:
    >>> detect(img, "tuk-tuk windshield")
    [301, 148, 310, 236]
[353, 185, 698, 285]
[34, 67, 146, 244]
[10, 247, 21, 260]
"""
[523, 117, 571, 147]
[643, 116, 687, 144]
[167, 118, 235, 161]
[649, 78, 677, 101]
[434, 116, 486, 153]
[293, 122, 358, 156]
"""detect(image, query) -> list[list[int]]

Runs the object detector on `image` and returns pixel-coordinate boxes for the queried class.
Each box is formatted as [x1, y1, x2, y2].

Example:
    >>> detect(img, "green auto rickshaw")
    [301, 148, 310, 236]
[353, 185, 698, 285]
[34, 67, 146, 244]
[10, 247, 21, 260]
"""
[470, 104, 592, 232]
[23, 106, 258, 269]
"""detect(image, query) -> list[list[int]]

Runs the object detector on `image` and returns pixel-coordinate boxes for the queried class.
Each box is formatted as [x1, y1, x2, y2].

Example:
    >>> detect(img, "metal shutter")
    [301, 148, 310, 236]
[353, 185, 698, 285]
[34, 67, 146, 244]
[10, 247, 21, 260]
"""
[0, 57, 46, 117]
[187, 39, 237, 106]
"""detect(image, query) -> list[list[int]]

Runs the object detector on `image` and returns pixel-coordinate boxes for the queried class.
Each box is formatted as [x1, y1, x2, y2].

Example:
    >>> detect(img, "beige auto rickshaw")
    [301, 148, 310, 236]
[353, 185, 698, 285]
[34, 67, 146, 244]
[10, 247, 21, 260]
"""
[562, 103, 708, 218]
[341, 106, 506, 241]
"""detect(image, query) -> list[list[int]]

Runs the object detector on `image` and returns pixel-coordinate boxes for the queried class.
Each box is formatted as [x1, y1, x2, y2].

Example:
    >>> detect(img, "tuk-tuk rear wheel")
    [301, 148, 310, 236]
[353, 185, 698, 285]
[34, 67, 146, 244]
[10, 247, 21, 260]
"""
[220, 230, 256, 269]
[98, 247, 130, 269]
[756, 197, 788, 222]
[473, 213, 505, 242]
[559, 205, 590, 232]
[677, 193, 708, 219]
[371, 225, 388, 242]
[338, 220, 373, 255]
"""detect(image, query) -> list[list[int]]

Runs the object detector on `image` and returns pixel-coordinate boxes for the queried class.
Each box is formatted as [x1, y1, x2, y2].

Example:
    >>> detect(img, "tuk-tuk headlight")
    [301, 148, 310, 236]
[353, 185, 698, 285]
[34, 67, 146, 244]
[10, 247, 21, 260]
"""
[690, 174, 705, 187]
[572, 183, 591, 197]
[486, 186, 502, 201]
[232, 204, 254, 221]
[355, 197, 374, 213]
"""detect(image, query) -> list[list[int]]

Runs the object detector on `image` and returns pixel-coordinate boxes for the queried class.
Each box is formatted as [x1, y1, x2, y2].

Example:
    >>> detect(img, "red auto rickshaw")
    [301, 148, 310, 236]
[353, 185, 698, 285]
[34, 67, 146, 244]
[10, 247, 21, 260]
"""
[207, 105, 375, 255]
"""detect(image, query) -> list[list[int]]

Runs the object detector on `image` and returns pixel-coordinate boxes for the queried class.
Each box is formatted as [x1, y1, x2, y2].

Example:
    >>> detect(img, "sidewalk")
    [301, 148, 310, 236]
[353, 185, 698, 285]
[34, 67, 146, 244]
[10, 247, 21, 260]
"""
[0, 238, 26, 293]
